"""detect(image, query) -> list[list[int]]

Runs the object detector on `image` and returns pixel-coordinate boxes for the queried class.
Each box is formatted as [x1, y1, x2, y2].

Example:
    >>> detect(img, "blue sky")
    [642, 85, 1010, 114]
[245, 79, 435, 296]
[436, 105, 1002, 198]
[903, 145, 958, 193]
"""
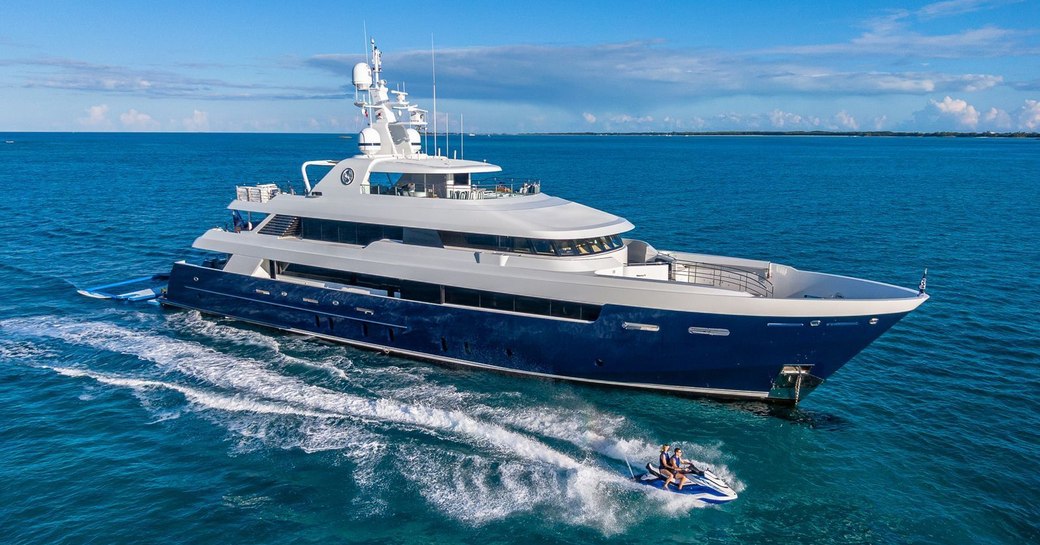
[1, 0, 1038, 133]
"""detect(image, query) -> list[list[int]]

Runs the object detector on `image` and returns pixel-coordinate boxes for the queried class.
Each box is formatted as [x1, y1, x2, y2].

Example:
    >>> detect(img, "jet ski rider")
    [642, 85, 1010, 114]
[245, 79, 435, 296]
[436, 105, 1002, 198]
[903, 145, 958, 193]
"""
[672, 448, 705, 483]
[659, 444, 678, 489]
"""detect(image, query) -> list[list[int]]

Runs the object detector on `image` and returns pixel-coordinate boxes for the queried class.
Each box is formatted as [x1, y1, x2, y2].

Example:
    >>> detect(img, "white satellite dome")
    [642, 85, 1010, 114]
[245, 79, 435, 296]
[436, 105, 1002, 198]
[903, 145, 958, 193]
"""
[406, 128, 421, 154]
[352, 62, 372, 89]
[358, 127, 381, 156]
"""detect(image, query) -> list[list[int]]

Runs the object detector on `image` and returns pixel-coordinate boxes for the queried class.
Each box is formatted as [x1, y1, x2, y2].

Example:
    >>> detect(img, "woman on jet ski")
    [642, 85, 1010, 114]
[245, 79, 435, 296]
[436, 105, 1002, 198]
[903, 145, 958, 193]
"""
[658, 445, 677, 489]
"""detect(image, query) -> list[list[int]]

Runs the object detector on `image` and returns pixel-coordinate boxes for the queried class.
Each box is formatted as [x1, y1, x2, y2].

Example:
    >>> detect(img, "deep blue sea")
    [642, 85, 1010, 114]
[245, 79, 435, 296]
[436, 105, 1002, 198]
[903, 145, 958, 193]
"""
[1, 133, 1038, 544]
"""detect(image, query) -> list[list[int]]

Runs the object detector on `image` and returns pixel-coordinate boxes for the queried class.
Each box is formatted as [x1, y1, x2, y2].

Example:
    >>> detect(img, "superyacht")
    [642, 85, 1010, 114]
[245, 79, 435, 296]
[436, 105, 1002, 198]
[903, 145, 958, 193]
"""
[159, 43, 928, 404]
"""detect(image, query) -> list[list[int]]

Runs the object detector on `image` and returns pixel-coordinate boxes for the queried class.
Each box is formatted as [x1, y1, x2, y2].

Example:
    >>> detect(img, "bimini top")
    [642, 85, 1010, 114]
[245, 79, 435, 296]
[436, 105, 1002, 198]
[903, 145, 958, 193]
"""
[228, 39, 635, 240]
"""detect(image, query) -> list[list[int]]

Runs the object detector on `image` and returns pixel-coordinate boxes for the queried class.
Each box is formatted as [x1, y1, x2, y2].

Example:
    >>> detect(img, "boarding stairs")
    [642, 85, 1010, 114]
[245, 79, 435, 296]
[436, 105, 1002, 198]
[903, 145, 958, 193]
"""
[258, 215, 301, 237]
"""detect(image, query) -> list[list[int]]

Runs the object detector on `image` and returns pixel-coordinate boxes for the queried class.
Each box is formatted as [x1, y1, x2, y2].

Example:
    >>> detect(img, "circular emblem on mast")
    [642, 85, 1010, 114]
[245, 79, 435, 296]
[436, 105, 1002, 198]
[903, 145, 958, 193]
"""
[340, 168, 355, 185]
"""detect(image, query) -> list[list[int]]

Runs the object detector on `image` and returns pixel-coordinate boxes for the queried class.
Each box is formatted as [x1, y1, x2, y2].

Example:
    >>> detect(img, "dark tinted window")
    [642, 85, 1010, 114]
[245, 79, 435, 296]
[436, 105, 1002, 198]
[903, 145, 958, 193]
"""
[556, 240, 579, 256]
[551, 300, 581, 319]
[445, 287, 480, 306]
[280, 263, 600, 321]
[531, 239, 555, 255]
[464, 233, 498, 250]
[508, 237, 533, 254]
[299, 218, 404, 245]
[487, 292, 515, 311]
[282, 263, 354, 284]
[402, 281, 441, 303]
[356, 223, 383, 245]
[301, 218, 321, 240]
[515, 296, 551, 315]
[580, 304, 601, 321]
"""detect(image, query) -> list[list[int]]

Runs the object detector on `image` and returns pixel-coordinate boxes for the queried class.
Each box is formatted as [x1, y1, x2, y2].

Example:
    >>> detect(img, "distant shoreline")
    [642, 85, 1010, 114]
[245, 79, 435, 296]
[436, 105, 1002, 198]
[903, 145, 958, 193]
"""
[1, 130, 1037, 139]
[525, 130, 1040, 138]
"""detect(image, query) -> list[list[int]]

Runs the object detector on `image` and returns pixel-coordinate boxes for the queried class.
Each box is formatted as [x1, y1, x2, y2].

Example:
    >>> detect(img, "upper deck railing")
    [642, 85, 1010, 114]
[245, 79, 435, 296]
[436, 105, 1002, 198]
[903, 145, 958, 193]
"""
[368, 177, 541, 200]
[233, 177, 543, 203]
[472, 177, 541, 196]
[665, 256, 774, 297]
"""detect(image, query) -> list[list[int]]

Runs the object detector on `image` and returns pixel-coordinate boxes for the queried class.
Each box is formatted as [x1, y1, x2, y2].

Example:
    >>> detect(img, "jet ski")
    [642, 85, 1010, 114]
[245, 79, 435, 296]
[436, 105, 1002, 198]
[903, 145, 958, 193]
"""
[634, 463, 738, 503]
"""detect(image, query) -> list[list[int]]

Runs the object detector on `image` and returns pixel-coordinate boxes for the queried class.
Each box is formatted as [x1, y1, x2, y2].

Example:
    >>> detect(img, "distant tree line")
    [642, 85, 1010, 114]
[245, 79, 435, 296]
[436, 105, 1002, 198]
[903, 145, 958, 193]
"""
[530, 131, 1040, 138]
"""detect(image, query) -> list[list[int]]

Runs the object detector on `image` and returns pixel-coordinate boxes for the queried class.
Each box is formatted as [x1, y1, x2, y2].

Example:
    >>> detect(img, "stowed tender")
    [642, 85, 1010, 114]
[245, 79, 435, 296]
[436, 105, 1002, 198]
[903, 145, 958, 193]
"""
[161, 42, 928, 404]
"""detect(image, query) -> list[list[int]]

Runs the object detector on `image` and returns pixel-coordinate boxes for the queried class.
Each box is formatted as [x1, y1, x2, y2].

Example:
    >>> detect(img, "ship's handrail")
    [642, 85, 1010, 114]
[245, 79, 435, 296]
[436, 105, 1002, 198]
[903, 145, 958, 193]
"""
[231, 178, 541, 201]
[664, 256, 774, 297]
[471, 177, 541, 195]
[235, 183, 280, 203]
[368, 177, 541, 200]
[234, 181, 307, 201]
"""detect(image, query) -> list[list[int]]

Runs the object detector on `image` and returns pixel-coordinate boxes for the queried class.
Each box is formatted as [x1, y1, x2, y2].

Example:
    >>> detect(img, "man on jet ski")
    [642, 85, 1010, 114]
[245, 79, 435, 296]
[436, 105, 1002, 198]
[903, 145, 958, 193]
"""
[672, 448, 705, 478]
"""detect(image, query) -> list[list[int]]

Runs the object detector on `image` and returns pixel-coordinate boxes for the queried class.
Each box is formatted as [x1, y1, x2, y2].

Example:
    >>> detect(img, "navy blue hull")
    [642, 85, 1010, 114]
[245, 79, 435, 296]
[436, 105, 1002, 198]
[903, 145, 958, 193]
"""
[161, 263, 908, 402]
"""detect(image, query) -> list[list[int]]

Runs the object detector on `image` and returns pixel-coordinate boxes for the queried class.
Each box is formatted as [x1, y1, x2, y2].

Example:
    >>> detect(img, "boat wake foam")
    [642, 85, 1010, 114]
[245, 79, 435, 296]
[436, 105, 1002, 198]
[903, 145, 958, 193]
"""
[1, 315, 742, 532]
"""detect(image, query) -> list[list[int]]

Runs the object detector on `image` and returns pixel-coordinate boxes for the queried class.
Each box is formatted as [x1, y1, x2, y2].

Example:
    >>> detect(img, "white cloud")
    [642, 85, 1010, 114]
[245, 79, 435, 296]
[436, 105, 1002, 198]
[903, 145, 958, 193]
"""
[1016, 99, 1040, 130]
[119, 108, 159, 130]
[917, 0, 1019, 20]
[932, 95, 980, 127]
[608, 114, 653, 124]
[311, 43, 1006, 110]
[873, 115, 889, 130]
[834, 110, 860, 130]
[908, 96, 1040, 131]
[182, 109, 209, 131]
[762, 9, 1026, 60]
[582, 112, 596, 123]
[769, 109, 803, 128]
[78, 104, 111, 129]
[983, 107, 1012, 129]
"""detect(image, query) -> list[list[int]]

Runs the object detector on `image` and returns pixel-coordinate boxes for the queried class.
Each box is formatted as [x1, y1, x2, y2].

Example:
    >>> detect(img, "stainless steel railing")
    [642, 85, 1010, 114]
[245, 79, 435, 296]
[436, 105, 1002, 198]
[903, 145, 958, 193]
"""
[666, 257, 774, 297]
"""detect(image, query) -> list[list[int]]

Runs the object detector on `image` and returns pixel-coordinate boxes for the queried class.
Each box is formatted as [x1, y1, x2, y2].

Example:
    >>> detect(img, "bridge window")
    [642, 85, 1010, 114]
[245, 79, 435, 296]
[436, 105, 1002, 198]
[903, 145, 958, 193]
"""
[438, 231, 623, 257]
[300, 218, 403, 245]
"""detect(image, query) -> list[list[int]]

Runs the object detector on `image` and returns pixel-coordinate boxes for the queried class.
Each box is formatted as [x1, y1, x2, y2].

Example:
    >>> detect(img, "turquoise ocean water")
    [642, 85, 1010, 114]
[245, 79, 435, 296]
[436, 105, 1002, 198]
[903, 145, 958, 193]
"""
[0, 133, 1037, 544]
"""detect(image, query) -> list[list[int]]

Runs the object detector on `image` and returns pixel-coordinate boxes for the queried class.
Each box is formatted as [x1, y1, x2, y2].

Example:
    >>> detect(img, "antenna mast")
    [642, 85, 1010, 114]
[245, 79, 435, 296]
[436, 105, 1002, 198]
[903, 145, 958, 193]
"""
[431, 34, 438, 157]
